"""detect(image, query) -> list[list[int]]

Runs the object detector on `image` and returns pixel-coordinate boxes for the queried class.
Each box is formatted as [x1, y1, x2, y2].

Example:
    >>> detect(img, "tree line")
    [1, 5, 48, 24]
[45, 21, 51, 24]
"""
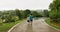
[49, 0, 60, 23]
[0, 9, 47, 23]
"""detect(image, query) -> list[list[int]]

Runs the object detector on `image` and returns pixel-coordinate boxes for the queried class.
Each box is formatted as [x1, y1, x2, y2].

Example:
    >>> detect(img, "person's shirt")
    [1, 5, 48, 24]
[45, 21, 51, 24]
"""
[30, 15, 33, 20]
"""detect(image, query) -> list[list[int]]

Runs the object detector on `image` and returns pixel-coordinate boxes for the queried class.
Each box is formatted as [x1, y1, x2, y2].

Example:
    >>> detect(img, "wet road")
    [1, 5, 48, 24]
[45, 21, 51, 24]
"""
[10, 18, 60, 32]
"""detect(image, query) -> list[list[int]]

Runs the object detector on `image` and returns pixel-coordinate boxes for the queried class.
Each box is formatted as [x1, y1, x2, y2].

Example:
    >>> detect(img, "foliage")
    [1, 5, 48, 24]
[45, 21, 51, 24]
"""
[15, 9, 22, 20]
[49, 0, 60, 23]
[43, 9, 49, 17]
[32, 11, 43, 17]
[23, 9, 31, 18]
[0, 20, 23, 32]
[46, 18, 60, 30]
[0, 9, 44, 23]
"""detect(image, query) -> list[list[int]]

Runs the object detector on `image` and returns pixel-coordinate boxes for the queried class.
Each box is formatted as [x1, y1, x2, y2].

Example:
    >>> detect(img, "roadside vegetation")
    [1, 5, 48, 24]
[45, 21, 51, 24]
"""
[45, 0, 60, 30]
[46, 18, 60, 30]
[0, 9, 44, 32]
[0, 20, 24, 32]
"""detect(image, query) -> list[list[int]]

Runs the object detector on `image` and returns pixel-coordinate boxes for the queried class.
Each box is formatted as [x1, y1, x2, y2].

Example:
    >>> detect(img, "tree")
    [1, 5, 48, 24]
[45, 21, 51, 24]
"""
[43, 9, 49, 17]
[49, 0, 60, 23]
[32, 11, 42, 17]
[15, 9, 22, 19]
[23, 9, 31, 18]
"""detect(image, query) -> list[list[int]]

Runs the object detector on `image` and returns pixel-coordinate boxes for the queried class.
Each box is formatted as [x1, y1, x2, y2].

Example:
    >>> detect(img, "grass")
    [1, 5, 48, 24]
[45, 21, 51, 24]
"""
[0, 19, 24, 32]
[45, 18, 60, 30]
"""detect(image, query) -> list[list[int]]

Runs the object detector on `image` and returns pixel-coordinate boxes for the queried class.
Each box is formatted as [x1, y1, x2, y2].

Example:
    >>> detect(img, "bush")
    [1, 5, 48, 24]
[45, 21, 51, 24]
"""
[32, 11, 43, 17]
[49, 0, 60, 23]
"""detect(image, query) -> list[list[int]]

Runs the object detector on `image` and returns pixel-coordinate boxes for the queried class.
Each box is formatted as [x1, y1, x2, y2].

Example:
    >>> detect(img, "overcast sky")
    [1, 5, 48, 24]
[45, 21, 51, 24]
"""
[0, 0, 53, 10]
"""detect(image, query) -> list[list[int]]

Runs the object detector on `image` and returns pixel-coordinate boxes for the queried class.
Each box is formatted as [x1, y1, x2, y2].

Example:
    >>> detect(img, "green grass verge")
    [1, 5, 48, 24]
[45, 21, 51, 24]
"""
[0, 19, 24, 32]
[45, 18, 60, 30]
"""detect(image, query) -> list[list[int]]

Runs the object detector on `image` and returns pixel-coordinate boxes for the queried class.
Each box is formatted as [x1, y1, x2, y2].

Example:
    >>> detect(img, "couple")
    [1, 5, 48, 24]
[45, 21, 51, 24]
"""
[27, 14, 33, 25]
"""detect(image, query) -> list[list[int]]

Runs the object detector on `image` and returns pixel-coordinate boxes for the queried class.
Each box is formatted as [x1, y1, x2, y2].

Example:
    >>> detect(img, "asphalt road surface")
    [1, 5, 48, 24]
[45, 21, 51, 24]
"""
[10, 18, 60, 32]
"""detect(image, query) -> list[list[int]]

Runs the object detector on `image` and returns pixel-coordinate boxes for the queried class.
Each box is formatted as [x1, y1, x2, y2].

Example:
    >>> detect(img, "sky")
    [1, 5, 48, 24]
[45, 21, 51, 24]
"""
[0, 0, 53, 10]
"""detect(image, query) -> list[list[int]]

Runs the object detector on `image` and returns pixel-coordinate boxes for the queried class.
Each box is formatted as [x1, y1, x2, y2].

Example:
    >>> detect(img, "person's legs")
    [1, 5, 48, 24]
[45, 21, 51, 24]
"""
[31, 21, 32, 25]
[30, 21, 31, 24]
[30, 20, 33, 25]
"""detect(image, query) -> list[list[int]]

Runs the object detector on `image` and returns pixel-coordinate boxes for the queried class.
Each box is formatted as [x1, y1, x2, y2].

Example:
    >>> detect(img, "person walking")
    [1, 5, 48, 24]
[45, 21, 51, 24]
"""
[29, 14, 33, 25]
[27, 15, 30, 24]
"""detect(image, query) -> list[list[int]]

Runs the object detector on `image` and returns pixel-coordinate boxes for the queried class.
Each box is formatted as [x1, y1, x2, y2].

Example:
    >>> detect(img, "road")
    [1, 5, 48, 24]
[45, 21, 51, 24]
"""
[10, 18, 60, 32]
